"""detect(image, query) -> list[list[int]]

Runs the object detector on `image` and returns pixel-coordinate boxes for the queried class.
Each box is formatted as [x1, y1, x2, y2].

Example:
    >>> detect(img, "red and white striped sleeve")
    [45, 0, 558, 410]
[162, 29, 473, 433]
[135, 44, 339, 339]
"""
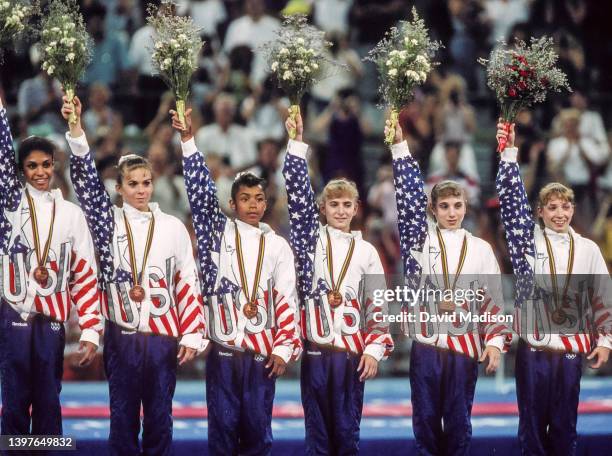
[69, 208, 102, 346]
[173, 220, 207, 351]
[478, 242, 513, 352]
[362, 243, 394, 361]
[271, 238, 302, 363]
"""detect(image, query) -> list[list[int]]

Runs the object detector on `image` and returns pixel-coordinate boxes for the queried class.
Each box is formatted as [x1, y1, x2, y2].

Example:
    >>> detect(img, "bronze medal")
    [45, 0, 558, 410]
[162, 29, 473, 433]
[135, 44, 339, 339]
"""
[34, 266, 49, 285]
[129, 285, 145, 302]
[551, 308, 567, 325]
[438, 298, 456, 314]
[327, 291, 343, 308]
[243, 301, 258, 319]
[25, 189, 55, 288]
[234, 221, 266, 320]
[543, 231, 574, 327]
[325, 229, 355, 310]
[123, 210, 155, 304]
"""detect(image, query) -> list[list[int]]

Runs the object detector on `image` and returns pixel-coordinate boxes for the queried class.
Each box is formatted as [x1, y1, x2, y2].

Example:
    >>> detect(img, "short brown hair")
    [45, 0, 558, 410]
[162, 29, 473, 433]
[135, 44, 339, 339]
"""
[430, 180, 466, 206]
[318, 178, 359, 207]
[537, 182, 575, 207]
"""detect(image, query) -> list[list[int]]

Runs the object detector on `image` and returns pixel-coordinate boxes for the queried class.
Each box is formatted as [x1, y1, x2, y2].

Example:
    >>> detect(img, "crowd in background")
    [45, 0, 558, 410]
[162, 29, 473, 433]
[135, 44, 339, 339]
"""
[1, 0, 611, 379]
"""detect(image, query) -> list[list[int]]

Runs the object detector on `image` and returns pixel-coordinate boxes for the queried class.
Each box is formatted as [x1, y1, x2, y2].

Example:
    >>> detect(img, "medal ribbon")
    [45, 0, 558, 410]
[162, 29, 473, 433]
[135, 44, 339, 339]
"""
[326, 229, 355, 294]
[123, 210, 155, 287]
[435, 227, 467, 292]
[543, 230, 574, 310]
[25, 189, 55, 270]
[234, 221, 266, 304]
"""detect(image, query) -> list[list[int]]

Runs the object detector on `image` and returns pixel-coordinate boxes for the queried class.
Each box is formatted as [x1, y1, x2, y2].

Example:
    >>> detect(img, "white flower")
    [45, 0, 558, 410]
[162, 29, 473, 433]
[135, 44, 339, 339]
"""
[308, 48, 314, 54]
[297, 38, 305, 45]
[388, 68, 398, 77]
[163, 58, 172, 67]
[51, 27, 60, 32]
[170, 39, 178, 48]
[47, 65, 55, 75]
[419, 71, 427, 81]
[405, 70, 419, 81]
[304, 66, 311, 73]
[50, 41, 57, 47]
[411, 39, 418, 45]
[42, 61, 48, 70]
[386, 59, 393, 66]
[311, 63, 319, 70]
[66, 53, 75, 62]
[282, 70, 293, 80]
[390, 50, 399, 56]
[271, 61, 278, 71]
[416, 55, 428, 65]
[45, 46, 52, 53]
[155, 42, 163, 50]
[1, 2, 9, 9]
[295, 60, 303, 65]
[178, 34, 187, 41]
[279, 48, 289, 55]
[399, 50, 407, 60]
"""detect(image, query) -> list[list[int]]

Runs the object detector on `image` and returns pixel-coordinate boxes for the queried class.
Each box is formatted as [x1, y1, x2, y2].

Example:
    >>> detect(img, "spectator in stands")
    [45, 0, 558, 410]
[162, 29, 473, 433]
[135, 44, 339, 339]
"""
[83, 2, 131, 88]
[547, 108, 609, 220]
[241, 78, 288, 142]
[178, 0, 228, 40]
[82, 83, 123, 147]
[105, 0, 142, 45]
[17, 48, 63, 134]
[195, 92, 257, 170]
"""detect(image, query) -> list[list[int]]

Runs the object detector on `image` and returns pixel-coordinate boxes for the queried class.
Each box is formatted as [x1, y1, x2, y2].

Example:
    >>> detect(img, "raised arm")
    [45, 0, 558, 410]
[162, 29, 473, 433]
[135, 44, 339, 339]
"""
[62, 96, 115, 283]
[172, 108, 227, 296]
[495, 122, 536, 277]
[281, 112, 320, 300]
[386, 121, 428, 276]
[0, 98, 23, 212]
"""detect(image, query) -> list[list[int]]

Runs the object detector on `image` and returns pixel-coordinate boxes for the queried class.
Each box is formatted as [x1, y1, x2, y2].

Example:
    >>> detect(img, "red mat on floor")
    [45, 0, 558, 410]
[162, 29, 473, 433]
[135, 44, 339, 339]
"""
[53, 401, 612, 419]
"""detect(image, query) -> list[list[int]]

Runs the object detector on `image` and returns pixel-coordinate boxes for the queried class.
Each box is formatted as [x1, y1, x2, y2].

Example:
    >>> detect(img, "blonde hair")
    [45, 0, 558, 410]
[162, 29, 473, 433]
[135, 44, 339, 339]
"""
[318, 178, 359, 206]
[116, 154, 153, 185]
[537, 182, 575, 207]
[430, 180, 466, 206]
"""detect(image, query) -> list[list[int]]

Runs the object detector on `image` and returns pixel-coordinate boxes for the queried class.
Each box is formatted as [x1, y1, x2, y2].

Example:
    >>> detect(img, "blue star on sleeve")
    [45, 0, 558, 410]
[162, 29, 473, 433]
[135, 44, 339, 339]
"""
[0, 109, 23, 254]
[70, 151, 115, 284]
[392, 152, 428, 277]
[282, 148, 320, 301]
[182, 150, 227, 296]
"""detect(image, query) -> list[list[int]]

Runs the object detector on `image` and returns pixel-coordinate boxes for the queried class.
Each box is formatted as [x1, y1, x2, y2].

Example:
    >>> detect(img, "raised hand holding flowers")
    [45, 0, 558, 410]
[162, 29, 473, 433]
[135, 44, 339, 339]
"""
[366, 7, 441, 145]
[262, 14, 331, 140]
[479, 37, 571, 152]
[39, 0, 92, 125]
[148, 3, 202, 130]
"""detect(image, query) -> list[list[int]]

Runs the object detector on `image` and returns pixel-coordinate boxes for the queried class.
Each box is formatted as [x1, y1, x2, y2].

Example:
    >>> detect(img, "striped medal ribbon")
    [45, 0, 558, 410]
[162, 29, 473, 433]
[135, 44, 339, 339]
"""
[123, 210, 155, 303]
[543, 230, 574, 325]
[436, 226, 467, 314]
[234, 221, 266, 319]
[326, 229, 355, 308]
[26, 189, 55, 286]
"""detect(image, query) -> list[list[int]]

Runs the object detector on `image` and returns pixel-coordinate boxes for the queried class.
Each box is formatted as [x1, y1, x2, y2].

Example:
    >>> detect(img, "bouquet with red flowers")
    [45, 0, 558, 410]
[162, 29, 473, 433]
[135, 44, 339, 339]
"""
[479, 37, 570, 152]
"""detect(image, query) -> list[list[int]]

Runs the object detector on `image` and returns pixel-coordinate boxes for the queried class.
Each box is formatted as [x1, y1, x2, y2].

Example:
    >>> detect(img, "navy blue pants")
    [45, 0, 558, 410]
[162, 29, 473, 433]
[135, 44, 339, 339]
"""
[0, 302, 65, 438]
[301, 342, 365, 456]
[206, 343, 276, 456]
[104, 321, 178, 456]
[516, 339, 583, 456]
[410, 341, 479, 456]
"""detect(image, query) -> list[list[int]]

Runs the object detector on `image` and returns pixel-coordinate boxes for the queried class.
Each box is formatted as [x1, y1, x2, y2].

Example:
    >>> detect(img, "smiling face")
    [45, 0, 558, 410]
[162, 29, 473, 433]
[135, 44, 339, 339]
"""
[321, 196, 358, 233]
[116, 167, 153, 212]
[431, 195, 466, 229]
[230, 184, 267, 226]
[22, 150, 54, 192]
[538, 196, 574, 233]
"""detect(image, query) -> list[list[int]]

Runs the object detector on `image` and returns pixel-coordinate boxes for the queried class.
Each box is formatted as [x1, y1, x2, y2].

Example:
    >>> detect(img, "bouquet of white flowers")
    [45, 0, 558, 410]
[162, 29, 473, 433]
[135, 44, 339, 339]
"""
[366, 8, 441, 144]
[39, 0, 92, 125]
[148, 3, 202, 129]
[262, 15, 331, 139]
[0, 0, 38, 61]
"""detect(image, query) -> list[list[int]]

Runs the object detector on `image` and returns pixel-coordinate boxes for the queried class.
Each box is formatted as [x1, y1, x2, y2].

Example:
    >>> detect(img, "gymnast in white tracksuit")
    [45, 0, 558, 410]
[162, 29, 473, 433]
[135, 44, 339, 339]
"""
[283, 111, 394, 455]
[62, 96, 206, 456]
[387, 120, 512, 456]
[496, 122, 611, 455]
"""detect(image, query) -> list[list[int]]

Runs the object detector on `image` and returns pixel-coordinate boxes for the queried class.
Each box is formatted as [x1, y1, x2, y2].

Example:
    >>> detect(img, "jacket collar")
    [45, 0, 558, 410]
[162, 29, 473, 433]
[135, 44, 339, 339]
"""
[325, 224, 362, 241]
[24, 183, 62, 203]
[122, 201, 159, 221]
[233, 218, 273, 236]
